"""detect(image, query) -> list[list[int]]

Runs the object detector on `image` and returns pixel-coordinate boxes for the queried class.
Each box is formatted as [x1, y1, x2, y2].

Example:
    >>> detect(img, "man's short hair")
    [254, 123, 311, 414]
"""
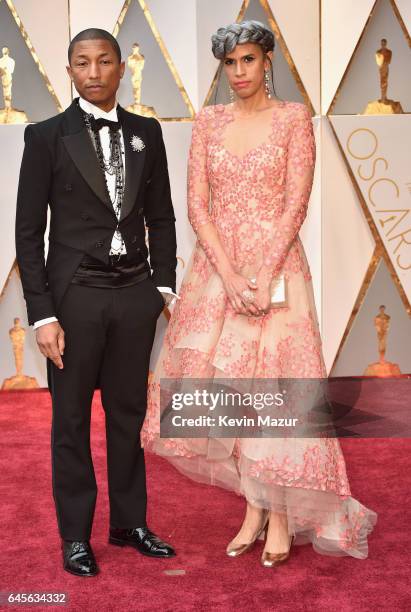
[68, 28, 121, 64]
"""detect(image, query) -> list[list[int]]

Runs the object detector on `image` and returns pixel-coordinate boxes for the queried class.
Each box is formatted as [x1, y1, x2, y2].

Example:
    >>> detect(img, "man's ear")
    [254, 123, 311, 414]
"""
[119, 60, 126, 79]
[66, 65, 73, 81]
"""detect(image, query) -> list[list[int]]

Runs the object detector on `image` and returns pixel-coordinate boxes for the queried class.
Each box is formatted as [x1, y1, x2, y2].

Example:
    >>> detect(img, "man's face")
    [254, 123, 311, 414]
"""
[67, 39, 125, 110]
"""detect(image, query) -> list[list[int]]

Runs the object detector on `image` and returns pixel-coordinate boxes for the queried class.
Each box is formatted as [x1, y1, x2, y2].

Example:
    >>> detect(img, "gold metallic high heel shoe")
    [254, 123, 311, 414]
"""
[260, 534, 295, 568]
[226, 511, 269, 558]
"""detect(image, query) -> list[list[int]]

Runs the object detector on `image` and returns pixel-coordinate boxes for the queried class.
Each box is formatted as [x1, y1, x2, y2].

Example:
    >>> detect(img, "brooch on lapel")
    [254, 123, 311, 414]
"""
[130, 135, 145, 152]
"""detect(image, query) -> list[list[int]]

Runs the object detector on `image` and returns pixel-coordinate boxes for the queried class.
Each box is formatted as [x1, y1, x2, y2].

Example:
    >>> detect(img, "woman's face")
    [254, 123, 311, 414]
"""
[223, 42, 272, 100]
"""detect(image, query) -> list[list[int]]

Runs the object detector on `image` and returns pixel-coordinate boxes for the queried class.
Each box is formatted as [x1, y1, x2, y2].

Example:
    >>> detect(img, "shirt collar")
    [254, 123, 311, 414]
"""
[79, 96, 118, 121]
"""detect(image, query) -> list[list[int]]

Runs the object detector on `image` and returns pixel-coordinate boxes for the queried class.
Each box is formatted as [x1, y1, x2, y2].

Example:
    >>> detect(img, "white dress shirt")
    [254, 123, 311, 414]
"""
[34, 97, 178, 329]
[80, 97, 127, 256]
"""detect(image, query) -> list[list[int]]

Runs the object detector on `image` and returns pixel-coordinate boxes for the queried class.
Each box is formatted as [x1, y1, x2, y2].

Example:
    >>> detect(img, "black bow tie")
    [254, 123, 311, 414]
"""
[89, 116, 121, 132]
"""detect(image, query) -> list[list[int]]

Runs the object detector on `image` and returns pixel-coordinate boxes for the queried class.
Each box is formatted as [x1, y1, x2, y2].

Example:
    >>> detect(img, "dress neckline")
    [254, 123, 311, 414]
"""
[217, 101, 286, 162]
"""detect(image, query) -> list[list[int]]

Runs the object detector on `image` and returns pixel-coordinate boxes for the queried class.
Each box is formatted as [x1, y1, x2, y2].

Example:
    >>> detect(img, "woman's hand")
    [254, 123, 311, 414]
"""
[251, 266, 272, 314]
[221, 268, 263, 316]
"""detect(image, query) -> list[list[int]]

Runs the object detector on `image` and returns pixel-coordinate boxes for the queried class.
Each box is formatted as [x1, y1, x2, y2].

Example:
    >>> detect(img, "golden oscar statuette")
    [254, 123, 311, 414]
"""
[363, 39, 403, 115]
[1, 317, 39, 389]
[0, 47, 28, 124]
[364, 305, 402, 376]
[126, 43, 158, 119]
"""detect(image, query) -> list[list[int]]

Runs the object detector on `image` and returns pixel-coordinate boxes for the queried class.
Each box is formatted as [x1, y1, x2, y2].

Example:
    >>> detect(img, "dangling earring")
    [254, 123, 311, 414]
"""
[229, 86, 235, 103]
[265, 70, 272, 99]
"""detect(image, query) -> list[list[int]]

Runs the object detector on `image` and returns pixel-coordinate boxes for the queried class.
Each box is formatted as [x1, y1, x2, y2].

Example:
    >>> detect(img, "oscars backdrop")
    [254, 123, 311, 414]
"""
[0, 0, 410, 388]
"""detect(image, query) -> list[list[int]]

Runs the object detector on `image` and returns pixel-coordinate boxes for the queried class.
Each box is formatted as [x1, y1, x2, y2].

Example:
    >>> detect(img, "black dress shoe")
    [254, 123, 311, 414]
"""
[109, 526, 176, 558]
[62, 540, 99, 577]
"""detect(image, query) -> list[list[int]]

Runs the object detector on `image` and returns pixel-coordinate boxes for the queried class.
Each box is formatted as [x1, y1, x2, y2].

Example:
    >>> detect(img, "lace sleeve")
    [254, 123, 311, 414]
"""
[187, 109, 212, 231]
[187, 108, 233, 273]
[263, 104, 316, 276]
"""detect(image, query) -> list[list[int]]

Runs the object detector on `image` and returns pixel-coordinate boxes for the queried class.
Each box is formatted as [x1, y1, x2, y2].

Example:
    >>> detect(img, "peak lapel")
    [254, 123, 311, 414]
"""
[118, 107, 146, 221]
[61, 100, 113, 213]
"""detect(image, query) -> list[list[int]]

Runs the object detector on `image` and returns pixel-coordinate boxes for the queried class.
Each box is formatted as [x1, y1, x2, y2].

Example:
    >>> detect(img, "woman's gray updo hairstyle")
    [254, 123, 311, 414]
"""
[211, 20, 275, 60]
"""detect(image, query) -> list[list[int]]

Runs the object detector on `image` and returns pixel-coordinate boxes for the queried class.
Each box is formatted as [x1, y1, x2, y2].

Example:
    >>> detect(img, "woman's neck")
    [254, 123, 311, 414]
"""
[232, 89, 274, 116]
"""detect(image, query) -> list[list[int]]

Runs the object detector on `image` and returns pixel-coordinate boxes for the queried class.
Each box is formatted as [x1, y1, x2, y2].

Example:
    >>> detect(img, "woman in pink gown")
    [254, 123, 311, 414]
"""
[142, 20, 377, 565]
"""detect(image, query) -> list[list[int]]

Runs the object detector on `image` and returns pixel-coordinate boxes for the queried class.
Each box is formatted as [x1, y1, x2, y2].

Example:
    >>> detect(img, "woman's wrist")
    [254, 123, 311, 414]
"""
[257, 265, 272, 288]
[217, 259, 236, 281]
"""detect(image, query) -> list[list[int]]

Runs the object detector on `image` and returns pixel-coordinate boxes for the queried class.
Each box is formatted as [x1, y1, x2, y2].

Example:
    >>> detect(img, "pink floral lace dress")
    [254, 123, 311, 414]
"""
[141, 101, 377, 558]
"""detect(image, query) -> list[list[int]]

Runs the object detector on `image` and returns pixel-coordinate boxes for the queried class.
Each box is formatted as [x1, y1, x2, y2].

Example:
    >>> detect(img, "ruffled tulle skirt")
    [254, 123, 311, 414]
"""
[142, 241, 377, 558]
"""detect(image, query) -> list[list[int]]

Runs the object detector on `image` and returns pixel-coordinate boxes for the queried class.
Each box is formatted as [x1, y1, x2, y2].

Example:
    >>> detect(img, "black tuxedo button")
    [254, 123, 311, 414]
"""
[64, 183, 73, 192]
[136, 247, 141, 253]
[146, 178, 152, 184]
[80, 212, 90, 220]
[138, 207, 144, 215]
[95, 241, 103, 248]
[131, 235, 137, 244]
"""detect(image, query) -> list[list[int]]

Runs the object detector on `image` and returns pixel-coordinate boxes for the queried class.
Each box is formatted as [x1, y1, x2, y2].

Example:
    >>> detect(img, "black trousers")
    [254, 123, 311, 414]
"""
[48, 277, 165, 540]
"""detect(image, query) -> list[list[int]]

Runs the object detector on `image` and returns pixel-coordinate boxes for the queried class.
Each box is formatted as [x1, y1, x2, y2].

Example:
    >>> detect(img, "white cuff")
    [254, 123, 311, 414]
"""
[33, 317, 58, 329]
[156, 286, 180, 306]
[156, 286, 180, 298]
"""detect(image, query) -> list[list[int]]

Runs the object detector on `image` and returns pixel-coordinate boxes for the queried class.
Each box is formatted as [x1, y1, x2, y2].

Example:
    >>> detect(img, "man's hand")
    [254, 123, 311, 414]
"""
[36, 321, 65, 369]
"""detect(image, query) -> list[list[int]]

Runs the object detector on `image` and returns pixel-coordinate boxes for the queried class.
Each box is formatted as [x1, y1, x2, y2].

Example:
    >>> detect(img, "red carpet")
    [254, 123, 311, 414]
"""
[0, 390, 410, 611]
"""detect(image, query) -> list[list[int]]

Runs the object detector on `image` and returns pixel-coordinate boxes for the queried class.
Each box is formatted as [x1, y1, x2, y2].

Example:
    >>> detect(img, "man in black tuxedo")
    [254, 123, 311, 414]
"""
[15, 29, 177, 576]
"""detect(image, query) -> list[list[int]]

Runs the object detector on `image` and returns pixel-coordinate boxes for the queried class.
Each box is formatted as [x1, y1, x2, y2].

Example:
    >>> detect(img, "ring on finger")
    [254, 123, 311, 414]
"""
[241, 289, 254, 303]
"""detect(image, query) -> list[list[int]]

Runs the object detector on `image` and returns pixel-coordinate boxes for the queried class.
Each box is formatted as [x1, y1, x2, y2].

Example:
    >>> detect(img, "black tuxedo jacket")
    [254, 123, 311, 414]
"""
[15, 98, 177, 325]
